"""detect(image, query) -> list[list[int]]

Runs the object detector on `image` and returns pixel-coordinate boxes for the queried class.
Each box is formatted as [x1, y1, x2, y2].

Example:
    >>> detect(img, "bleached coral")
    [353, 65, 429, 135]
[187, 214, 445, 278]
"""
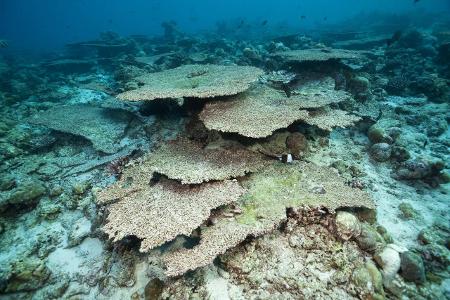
[116, 64, 264, 101]
[102, 178, 244, 252]
[163, 161, 374, 276]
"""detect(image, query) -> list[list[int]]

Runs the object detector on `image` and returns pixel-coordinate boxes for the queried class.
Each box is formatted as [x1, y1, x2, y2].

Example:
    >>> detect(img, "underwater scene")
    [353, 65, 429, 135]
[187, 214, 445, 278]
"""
[0, 0, 450, 299]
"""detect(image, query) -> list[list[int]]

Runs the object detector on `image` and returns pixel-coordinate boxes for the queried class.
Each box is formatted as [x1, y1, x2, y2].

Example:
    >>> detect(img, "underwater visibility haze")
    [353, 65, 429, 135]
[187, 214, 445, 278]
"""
[0, 0, 449, 299]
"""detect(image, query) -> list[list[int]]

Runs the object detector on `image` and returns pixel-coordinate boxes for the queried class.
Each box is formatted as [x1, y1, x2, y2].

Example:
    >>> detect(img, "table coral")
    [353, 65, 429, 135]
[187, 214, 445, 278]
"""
[116, 64, 264, 101]
[199, 76, 355, 138]
[102, 179, 244, 252]
[273, 48, 363, 63]
[163, 161, 374, 276]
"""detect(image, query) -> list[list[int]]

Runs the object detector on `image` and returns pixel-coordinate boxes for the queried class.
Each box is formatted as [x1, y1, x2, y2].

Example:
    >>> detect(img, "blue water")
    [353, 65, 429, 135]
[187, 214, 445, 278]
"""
[1, 0, 449, 53]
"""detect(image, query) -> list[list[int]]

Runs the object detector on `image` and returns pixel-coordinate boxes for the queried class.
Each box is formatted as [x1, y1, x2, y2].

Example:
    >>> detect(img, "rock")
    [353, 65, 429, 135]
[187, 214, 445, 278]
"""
[370, 143, 391, 162]
[1, 181, 46, 213]
[351, 266, 373, 291]
[38, 202, 61, 220]
[367, 125, 385, 144]
[400, 251, 425, 283]
[67, 218, 92, 247]
[72, 180, 91, 195]
[49, 185, 64, 197]
[144, 278, 164, 300]
[0, 175, 15, 191]
[286, 132, 308, 159]
[334, 211, 361, 241]
[365, 260, 384, 295]
[356, 223, 385, 253]
[395, 159, 432, 180]
[374, 244, 402, 282]
[1, 258, 51, 293]
[398, 202, 420, 220]
[390, 146, 410, 162]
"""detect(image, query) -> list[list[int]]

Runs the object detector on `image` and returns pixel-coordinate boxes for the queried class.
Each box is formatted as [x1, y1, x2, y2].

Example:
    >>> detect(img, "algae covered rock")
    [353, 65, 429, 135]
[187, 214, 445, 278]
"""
[400, 251, 425, 283]
[335, 211, 361, 241]
[1, 258, 51, 293]
[1, 180, 46, 213]
[370, 143, 391, 162]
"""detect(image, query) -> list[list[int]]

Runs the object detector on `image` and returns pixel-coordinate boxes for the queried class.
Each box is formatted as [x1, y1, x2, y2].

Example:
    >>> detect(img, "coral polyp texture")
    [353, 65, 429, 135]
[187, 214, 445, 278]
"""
[116, 64, 264, 101]
[102, 179, 244, 252]
[273, 48, 363, 63]
[199, 75, 354, 138]
[163, 161, 374, 276]
[147, 138, 270, 184]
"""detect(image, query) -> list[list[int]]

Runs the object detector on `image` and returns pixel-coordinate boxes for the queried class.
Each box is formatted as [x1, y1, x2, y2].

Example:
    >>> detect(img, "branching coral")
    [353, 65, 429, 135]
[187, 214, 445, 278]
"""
[102, 178, 244, 252]
[116, 64, 264, 101]
[273, 48, 363, 63]
[163, 161, 374, 276]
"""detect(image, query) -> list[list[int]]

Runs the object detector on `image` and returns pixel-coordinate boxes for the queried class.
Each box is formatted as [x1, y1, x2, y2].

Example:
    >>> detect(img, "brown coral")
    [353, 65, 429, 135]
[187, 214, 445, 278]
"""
[103, 179, 244, 252]
[116, 64, 264, 101]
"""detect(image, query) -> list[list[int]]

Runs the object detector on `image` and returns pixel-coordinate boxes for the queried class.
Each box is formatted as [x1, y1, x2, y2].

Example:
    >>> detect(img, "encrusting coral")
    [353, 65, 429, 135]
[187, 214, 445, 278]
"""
[199, 75, 357, 138]
[116, 64, 264, 101]
[163, 161, 374, 276]
[101, 178, 244, 252]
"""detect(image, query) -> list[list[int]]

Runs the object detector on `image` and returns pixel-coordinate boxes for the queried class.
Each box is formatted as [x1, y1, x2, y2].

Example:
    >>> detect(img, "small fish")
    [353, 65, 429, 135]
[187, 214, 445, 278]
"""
[423, 140, 428, 147]
[261, 20, 268, 26]
[414, 0, 420, 3]
[300, 15, 306, 20]
[0, 40, 8, 48]
[386, 30, 402, 47]
[323, 17, 328, 21]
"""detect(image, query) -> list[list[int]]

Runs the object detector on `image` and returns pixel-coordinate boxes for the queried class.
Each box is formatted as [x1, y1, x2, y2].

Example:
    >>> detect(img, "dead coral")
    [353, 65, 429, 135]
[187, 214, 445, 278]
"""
[116, 64, 264, 101]
[273, 48, 363, 63]
[102, 178, 244, 252]
[163, 161, 374, 276]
